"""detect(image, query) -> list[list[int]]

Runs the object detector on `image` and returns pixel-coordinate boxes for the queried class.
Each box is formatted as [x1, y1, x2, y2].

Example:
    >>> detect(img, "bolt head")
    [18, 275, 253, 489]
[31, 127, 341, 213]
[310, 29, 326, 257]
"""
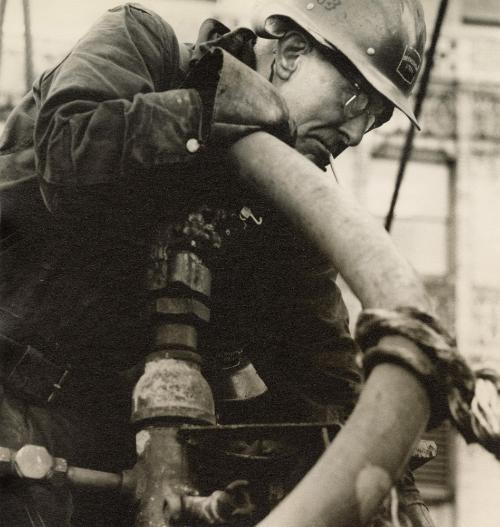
[14, 445, 53, 480]
[186, 138, 200, 153]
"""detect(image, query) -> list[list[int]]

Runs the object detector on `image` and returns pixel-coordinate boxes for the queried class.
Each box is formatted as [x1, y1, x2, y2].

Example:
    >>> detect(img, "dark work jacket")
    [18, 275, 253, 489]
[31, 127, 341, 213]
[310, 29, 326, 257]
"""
[0, 4, 360, 411]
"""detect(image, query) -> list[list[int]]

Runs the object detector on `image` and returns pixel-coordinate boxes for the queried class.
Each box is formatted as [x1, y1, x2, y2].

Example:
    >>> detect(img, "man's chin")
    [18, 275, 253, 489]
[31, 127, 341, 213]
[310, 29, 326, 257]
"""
[303, 152, 329, 170]
[331, 143, 348, 159]
[295, 138, 330, 169]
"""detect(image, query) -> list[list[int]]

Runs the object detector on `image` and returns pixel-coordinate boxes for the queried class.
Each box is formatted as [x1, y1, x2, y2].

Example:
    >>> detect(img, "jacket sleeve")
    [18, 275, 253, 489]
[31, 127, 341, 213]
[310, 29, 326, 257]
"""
[33, 4, 205, 214]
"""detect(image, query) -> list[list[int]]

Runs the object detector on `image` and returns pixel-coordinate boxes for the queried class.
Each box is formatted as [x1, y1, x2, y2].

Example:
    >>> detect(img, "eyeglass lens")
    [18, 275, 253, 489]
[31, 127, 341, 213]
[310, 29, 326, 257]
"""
[344, 87, 388, 131]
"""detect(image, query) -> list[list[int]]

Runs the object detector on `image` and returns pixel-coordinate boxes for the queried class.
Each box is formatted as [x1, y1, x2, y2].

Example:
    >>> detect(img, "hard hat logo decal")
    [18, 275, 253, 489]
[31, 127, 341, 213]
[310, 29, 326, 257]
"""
[316, 0, 342, 11]
[396, 45, 422, 86]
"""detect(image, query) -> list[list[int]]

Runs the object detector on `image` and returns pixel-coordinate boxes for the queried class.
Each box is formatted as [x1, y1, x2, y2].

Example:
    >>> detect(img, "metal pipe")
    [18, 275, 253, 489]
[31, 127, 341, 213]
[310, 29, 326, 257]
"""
[0, 0, 7, 78]
[257, 363, 430, 527]
[133, 427, 197, 527]
[0, 444, 135, 495]
[66, 467, 124, 491]
[132, 222, 216, 526]
[385, 0, 450, 231]
[21, 0, 34, 91]
[228, 133, 432, 312]
[181, 481, 254, 524]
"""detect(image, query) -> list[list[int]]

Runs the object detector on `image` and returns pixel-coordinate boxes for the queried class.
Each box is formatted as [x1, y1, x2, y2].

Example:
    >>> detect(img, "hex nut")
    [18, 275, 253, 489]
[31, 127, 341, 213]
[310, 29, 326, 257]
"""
[14, 445, 53, 480]
[50, 456, 69, 486]
[0, 447, 14, 476]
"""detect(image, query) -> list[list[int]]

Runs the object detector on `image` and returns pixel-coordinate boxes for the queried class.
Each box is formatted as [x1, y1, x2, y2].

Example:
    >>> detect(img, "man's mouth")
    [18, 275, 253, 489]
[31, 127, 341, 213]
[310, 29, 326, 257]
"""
[295, 130, 350, 168]
[331, 142, 348, 159]
[323, 132, 350, 158]
[298, 136, 331, 168]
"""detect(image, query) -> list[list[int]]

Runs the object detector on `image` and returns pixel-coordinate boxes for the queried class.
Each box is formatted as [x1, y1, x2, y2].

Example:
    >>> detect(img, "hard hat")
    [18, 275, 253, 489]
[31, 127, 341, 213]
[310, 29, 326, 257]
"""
[251, 0, 426, 128]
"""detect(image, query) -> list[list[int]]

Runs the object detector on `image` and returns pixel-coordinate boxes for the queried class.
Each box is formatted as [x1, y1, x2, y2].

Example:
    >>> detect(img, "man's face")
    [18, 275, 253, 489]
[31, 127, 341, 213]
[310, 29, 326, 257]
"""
[274, 45, 390, 168]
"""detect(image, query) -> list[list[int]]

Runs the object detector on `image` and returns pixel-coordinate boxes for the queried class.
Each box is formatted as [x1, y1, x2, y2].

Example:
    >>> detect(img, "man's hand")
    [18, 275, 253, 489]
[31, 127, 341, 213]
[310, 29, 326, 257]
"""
[184, 49, 296, 148]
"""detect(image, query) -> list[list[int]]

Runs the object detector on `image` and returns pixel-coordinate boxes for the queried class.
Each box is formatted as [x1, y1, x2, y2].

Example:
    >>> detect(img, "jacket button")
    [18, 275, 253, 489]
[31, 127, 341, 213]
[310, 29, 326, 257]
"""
[186, 138, 200, 153]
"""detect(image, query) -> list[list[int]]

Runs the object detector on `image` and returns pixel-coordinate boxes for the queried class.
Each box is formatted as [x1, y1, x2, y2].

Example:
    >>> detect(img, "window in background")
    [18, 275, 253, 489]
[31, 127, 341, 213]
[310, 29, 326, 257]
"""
[366, 155, 456, 503]
[365, 157, 453, 279]
[463, 0, 500, 26]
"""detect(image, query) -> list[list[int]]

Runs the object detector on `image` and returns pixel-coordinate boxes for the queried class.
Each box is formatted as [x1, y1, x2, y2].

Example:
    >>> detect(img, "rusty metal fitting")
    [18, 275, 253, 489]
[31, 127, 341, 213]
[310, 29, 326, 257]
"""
[131, 355, 216, 424]
[148, 250, 212, 296]
[133, 427, 199, 526]
[181, 480, 255, 524]
[168, 251, 211, 298]
[154, 296, 210, 325]
[0, 446, 14, 477]
[148, 349, 202, 365]
[154, 323, 198, 351]
[215, 360, 268, 402]
[50, 455, 69, 487]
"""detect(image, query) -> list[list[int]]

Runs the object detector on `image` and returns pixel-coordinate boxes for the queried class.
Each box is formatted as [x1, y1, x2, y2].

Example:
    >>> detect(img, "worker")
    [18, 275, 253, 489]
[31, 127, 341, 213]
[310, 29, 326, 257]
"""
[0, 1, 432, 525]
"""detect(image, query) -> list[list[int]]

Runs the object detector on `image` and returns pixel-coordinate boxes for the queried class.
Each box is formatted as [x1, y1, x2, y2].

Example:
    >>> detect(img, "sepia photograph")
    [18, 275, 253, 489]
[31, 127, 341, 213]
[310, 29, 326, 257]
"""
[0, 0, 499, 526]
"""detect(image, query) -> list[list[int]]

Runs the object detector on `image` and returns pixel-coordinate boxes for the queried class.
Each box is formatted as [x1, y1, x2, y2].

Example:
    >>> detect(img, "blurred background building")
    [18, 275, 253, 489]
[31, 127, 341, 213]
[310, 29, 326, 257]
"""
[0, 1, 499, 525]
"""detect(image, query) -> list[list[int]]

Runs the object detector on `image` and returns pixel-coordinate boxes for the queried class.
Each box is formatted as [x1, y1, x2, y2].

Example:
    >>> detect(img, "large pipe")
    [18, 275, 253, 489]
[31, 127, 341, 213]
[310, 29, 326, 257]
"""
[228, 133, 431, 312]
[228, 134, 432, 526]
[257, 361, 430, 527]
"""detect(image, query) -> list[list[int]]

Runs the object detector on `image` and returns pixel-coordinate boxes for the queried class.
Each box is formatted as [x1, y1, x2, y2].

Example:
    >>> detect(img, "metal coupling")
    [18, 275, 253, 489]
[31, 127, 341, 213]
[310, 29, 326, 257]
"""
[0, 444, 132, 492]
[181, 480, 255, 524]
[131, 352, 216, 424]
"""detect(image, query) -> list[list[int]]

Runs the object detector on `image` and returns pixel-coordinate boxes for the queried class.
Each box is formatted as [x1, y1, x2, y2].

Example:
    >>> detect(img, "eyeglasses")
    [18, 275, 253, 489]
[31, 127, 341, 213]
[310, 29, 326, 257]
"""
[343, 80, 392, 132]
[319, 46, 394, 132]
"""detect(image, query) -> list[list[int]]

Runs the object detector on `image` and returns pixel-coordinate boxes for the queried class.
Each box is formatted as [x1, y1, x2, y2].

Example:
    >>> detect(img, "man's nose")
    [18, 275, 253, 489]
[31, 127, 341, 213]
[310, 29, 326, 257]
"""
[338, 113, 371, 147]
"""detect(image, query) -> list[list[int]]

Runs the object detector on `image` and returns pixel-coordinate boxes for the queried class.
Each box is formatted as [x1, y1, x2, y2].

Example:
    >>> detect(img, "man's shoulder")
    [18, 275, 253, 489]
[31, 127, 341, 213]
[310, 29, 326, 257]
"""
[103, 3, 181, 59]
[108, 2, 161, 18]
[107, 3, 175, 32]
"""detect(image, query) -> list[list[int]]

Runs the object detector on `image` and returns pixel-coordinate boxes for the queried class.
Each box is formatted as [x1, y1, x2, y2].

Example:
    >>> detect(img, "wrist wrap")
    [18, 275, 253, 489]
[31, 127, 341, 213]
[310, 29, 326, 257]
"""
[355, 307, 475, 430]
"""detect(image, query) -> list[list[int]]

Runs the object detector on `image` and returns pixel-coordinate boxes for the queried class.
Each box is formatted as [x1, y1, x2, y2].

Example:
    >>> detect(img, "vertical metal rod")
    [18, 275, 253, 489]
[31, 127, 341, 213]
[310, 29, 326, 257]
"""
[0, 0, 8, 78]
[21, 0, 33, 91]
[132, 223, 215, 526]
[134, 427, 195, 527]
[385, 0, 450, 232]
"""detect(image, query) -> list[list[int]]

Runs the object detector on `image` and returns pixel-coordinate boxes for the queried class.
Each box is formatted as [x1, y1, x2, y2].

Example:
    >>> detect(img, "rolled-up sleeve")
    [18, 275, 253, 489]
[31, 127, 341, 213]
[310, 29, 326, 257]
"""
[33, 4, 205, 213]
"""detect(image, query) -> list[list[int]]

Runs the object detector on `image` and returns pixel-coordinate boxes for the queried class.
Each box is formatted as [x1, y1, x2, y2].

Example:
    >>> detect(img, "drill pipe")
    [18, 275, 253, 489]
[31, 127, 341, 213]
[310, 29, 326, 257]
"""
[228, 133, 432, 526]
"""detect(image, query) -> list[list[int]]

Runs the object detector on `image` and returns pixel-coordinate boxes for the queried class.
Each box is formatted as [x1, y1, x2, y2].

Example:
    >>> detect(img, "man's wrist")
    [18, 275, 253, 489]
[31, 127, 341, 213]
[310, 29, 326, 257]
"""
[184, 48, 296, 148]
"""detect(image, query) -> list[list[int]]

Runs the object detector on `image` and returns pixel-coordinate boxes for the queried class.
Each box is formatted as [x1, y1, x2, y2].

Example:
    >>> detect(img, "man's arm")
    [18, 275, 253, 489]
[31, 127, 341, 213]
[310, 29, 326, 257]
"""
[33, 4, 294, 217]
[34, 4, 202, 205]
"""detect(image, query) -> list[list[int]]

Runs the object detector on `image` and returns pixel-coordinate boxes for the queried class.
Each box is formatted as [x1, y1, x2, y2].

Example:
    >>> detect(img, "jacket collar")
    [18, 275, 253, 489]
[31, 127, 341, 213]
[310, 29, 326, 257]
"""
[190, 19, 257, 69]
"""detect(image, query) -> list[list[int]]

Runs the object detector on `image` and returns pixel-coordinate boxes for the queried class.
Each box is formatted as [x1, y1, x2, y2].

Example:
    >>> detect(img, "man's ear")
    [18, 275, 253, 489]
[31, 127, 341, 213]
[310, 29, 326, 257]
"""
[273, 31, 312, 81]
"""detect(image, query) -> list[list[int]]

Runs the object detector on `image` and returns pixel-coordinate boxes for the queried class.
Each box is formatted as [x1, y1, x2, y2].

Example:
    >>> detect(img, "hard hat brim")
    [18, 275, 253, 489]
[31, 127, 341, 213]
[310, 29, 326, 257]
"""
[340, 44, 421, 130]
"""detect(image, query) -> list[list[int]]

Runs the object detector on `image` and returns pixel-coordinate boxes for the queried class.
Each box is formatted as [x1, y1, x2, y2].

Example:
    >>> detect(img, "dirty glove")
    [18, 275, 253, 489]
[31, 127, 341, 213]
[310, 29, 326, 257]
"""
[356, 307, 500, 460]
[355, 307, 475, 430]
[184, 47, 296, 148]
